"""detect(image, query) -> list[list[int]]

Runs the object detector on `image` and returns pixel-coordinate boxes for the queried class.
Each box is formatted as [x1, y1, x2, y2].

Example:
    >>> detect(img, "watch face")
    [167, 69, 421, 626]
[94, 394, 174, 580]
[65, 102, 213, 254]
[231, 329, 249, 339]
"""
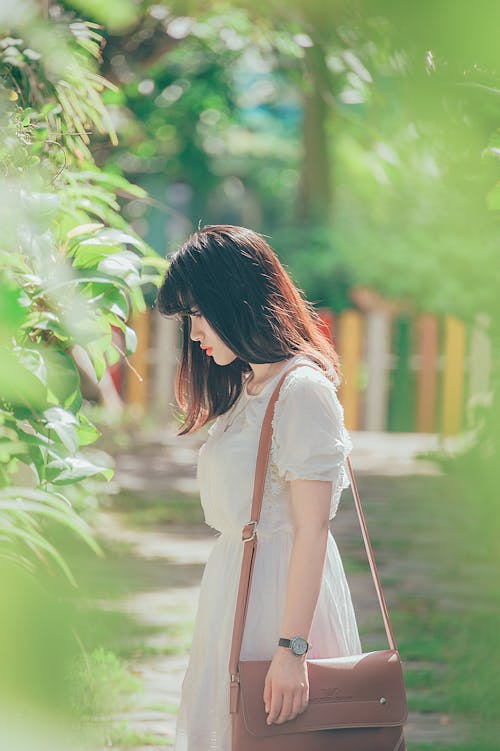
[291, 637, 308, 655]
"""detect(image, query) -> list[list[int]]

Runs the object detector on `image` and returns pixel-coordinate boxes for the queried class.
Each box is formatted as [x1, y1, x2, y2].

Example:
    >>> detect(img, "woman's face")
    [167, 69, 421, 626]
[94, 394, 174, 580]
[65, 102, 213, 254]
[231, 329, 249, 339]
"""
[188, 308, 237, 366]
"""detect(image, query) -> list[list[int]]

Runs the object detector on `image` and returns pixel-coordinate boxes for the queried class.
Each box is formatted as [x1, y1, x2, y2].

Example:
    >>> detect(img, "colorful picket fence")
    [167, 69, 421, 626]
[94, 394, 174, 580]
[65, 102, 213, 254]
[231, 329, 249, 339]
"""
[113, 306, 492, 436]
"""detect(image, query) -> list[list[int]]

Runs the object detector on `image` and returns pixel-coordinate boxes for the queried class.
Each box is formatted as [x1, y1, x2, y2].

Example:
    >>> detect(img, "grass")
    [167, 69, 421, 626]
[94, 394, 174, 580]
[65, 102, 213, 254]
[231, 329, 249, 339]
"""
[35, 515, 194, 749]
[109, 489, 205, 526]
[66, 646, 145, 749]
[101, 719, 173, 747]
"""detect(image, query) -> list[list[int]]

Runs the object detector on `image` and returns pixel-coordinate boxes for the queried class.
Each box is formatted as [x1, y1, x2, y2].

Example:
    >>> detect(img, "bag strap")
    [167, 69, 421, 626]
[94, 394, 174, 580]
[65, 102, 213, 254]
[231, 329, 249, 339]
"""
[228, 361, 399, 711]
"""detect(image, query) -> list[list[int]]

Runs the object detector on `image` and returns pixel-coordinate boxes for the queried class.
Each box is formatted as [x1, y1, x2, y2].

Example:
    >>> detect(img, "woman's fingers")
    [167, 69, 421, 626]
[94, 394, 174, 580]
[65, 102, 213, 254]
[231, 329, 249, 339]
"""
[263, 659, 310, 724]
[263, 678, 271, 713]
[267, 689, 307, 724]
[273, 692, 293, 725]
[289, 690, 305, 720]
[266, 691, 284, 725]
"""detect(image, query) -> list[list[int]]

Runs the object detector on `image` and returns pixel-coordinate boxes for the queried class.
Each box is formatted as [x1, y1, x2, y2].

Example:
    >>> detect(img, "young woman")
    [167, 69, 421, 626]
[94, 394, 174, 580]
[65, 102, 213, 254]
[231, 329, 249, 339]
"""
[156, 224, 362, 750]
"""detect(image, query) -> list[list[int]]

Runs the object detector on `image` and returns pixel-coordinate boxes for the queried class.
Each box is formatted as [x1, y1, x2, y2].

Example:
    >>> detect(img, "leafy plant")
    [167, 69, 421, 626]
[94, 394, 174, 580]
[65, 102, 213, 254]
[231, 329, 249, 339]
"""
[0, 2, 167, 588]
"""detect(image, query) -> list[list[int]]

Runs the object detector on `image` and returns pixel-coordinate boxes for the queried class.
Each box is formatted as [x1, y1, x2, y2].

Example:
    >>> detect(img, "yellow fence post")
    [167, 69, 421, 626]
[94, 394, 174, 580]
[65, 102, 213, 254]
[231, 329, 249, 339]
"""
[124, 308, 151, 412]
[337, 309, 364, 432]
[441, 315, 466, 436]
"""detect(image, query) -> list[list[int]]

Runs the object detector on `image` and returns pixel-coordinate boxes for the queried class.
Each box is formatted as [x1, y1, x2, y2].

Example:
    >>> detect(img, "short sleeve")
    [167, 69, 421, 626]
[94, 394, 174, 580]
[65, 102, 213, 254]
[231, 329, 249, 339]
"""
[271, 367, 352, 518]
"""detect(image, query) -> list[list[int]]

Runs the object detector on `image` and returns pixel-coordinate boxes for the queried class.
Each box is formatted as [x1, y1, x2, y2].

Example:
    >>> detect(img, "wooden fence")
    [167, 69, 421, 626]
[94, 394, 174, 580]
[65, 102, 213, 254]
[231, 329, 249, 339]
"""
[110, 307, 492, 436]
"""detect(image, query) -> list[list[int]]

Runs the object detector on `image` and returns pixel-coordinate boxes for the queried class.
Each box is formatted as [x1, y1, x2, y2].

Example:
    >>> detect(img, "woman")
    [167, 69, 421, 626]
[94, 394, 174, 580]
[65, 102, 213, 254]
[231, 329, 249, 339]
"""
[156, 224, 362, 750]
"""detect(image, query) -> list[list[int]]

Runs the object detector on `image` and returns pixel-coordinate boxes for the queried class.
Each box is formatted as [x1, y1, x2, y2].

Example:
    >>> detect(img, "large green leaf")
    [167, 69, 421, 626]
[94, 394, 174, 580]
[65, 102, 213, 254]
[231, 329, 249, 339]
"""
[76, 411, 101, 446]
[72, 243, 124, 269]
[73, 170, 148, 200]
[0, 348, 48, 411]
[43, 407, 79, 454]
[124, 324, 137, 355]
[46, 452, 114, 485]
[34, 270, 131, 296]
[22, 311, 70, 343]
[86, 331, 113, 380]
[44, 349, 82, 412]
[82, 228, 148, 253]
[84, 283, 130, 320]
[98, 250, 142, 285]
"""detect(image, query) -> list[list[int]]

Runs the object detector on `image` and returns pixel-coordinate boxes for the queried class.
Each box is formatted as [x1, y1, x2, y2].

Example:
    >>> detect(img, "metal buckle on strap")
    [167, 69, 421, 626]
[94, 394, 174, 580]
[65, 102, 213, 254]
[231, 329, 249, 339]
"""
[242, 520, 257, 542]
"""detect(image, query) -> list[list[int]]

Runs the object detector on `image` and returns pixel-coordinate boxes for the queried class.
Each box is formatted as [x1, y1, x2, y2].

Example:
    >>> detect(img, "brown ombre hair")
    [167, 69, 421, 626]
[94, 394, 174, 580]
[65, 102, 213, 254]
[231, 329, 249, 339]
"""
[156, 224, 343, 435]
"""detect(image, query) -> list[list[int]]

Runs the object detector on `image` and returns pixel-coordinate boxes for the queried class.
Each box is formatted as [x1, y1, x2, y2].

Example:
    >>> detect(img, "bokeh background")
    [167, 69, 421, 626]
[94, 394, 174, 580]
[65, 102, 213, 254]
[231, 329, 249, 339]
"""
[1, 1, 499, 749]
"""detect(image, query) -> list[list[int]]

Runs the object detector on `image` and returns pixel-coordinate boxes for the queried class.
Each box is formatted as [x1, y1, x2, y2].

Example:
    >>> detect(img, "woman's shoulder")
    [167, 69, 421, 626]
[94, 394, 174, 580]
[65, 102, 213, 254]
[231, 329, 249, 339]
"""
[280, 356, 340, 398]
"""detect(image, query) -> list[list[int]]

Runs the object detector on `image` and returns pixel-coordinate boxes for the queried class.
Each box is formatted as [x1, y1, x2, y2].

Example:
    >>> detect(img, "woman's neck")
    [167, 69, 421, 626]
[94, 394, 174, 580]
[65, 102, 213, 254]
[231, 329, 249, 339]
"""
[246, 358, 293, 395]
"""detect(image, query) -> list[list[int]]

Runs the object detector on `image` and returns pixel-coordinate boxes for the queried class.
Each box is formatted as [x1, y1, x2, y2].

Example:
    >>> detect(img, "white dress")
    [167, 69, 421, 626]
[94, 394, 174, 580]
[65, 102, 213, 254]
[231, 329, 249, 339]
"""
[173, 353, 362, 750]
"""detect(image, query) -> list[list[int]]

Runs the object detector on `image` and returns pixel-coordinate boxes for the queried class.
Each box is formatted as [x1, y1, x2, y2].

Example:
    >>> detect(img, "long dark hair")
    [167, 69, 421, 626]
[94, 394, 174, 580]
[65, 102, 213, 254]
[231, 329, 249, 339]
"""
[156, 224, 343, 435]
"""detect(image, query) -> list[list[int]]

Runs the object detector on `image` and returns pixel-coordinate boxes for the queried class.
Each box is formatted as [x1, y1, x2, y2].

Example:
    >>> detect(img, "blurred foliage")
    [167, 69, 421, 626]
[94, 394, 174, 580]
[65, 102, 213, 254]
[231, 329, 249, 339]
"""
[0, 0, 167, 585]
[0, 2, 166, 743]
[61, 0, 500, 324]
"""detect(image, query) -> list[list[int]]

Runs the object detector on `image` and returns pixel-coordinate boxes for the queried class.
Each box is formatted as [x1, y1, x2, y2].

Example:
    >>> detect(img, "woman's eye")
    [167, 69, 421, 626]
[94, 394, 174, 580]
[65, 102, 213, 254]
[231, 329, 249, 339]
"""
[190, 311, 201, 318]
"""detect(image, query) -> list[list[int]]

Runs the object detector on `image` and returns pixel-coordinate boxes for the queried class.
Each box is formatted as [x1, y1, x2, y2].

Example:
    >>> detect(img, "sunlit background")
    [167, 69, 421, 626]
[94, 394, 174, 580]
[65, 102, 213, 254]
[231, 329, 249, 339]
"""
[1, 1, 499, 749]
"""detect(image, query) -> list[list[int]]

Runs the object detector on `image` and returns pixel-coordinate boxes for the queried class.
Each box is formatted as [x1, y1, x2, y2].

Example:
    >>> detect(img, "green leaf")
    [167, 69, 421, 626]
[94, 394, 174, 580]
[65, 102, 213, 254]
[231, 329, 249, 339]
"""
[76, 412, 101, 446]
[23, 311, 69, 342]
[47, 453, 114, 484]
[0, 438, 29, 462]
[78, 283, 129, 320]
[0, 348, 48, 411]
[72, 244, 122, 268]
[97, 250, 142, 284]
[43, 406, 79, 454]
[128, 284, 146, 313]
[86, 330, 112, 380]
[35, 270, 131, 296]
[74, 170, 148, 199]
[44, 349, 82, 413]
[141, 256, 169, 271]
[124, 324, 137, 355]
[86, 227, 147, 253]
[65, 223, 105, 246]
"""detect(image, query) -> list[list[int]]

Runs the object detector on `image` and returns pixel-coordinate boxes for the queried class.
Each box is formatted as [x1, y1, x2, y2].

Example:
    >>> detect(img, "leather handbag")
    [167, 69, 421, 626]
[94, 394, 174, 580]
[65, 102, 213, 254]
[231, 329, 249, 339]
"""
[229, 360, 409, 750]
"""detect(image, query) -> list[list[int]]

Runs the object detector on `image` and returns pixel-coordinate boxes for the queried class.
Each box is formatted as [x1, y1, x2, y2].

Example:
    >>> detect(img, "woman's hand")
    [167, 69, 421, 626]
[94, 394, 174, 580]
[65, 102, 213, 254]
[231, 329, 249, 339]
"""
[263, 648, 309, 725]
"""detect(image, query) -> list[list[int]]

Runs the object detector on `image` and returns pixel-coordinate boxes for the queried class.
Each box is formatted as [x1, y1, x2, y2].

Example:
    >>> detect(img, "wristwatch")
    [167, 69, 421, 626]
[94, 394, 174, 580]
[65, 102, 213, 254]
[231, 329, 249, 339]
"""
[278, 636, 310, 656]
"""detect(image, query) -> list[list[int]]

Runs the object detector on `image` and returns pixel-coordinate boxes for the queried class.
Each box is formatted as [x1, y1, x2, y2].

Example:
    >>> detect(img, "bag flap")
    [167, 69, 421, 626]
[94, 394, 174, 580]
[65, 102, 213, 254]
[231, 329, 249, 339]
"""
[238, 649, 408, 737]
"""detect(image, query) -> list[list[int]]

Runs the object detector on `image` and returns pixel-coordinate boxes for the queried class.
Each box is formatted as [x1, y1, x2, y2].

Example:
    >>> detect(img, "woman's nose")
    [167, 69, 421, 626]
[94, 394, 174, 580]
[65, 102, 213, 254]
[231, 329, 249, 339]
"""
[190, 322, 201, 341]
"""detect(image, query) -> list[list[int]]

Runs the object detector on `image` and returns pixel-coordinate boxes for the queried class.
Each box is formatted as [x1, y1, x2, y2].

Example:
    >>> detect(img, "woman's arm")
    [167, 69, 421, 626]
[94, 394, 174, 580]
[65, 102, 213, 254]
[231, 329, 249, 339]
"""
[263, 478, 332, 725]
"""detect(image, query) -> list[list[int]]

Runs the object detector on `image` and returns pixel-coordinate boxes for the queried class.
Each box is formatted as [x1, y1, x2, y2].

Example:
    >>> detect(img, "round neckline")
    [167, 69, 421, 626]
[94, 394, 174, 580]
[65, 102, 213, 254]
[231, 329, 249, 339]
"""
[243, 354, 306, 398]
